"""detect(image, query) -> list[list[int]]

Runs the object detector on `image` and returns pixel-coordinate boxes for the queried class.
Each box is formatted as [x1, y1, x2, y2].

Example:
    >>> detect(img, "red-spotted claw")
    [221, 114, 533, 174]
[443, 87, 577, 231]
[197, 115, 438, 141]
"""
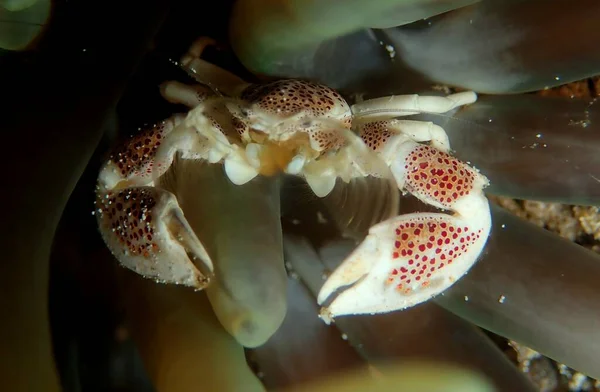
[318, 116, 491, 322]
[95, 119, 214, 289]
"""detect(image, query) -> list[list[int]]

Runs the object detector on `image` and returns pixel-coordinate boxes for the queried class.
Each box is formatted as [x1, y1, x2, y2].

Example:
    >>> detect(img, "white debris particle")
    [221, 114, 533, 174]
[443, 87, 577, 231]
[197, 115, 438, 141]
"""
[501, 224, 506, 229]
[316, 211, 328, 224]
[464, 295, 469, 302]
[384, 44, 396, 59]
[291, 219, 301, 225]
[289, 271, 299, 280]
[557, 363, 571, 377]
[91, 211, 95, 216]
[498, 295, 506, 304]
[341, 333, 348, 340]
[569, 372, 589, 390]
[569, 118, 591, 128]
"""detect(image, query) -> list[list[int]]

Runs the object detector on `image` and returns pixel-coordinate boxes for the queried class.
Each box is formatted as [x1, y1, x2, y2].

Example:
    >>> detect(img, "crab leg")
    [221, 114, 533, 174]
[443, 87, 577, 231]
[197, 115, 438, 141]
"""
[96, 119, 215, 289]
[96, 186, 213, 288]
[179, 36, 250, 97]
[318, 121, 491, 320]
[180, 36, 219, 66]
[359, 119, 451, 154]
[160, 80, 215, 108]
[351, 91, 477, 122]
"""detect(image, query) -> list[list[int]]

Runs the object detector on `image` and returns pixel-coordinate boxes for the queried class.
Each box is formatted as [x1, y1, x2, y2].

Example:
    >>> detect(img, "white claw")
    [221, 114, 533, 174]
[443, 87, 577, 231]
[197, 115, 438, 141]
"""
[317, 235, 378, 305]
[224, 150, 259, 185]
[305, 173, 337, 197]
[286, 154, 306, 175]
[317, 228, 397, 318]
[245, 143, 263, 169]
[208, 148, 226, 163]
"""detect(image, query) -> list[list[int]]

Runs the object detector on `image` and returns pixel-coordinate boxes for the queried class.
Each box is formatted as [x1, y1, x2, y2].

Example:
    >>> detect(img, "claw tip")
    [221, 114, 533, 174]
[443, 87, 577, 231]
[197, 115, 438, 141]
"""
[318, 307, 334, 325]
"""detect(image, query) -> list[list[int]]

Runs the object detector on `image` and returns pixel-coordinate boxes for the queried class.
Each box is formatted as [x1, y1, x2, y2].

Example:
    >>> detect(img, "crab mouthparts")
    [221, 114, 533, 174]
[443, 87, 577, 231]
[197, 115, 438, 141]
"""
[255, 143, 296, 176]
[246, 131, 312, 177]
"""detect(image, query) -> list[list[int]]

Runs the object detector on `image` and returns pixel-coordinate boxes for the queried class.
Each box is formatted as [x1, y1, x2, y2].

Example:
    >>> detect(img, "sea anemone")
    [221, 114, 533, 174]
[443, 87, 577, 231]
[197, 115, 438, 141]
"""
[3, 1, 600, 391]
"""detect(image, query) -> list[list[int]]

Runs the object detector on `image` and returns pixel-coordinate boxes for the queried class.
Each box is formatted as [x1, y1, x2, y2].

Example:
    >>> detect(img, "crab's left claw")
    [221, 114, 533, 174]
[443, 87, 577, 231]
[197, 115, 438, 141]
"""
[96, 187, 214, 289]
[318, 208, 491, 322]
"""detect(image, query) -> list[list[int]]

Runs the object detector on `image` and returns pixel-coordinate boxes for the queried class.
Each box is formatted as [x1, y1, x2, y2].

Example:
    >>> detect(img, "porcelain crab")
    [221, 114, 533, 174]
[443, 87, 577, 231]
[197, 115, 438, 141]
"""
[95, 37, 492, 322]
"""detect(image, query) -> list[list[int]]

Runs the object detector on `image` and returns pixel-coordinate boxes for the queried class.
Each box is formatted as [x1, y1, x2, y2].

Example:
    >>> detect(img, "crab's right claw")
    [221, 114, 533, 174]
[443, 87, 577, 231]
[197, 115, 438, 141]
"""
[317, 228, 395, 323]
[318, 211, 489, 322]
[96, 186, 214, 289]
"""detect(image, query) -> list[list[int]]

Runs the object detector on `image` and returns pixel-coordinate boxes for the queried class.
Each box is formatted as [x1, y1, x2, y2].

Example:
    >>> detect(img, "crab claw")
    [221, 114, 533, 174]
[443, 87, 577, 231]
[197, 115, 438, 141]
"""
[95, 186, 214, 289]
[318, 210, 490, 322]
[224, 147, 260, 185]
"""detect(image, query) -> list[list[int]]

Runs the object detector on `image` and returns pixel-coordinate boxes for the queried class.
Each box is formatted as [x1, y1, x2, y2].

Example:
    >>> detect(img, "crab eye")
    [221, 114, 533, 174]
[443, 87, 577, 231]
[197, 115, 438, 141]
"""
[225, 102, 252, 120]
[301, 119, 313, 128]
[240, 107, 251, 118]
